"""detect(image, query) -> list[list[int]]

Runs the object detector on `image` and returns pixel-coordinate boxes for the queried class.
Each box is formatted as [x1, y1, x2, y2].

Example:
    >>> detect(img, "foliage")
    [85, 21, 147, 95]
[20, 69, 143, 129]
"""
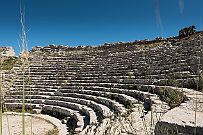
[0, 56, 18, 70]
[45, 128, 58, 135]
[157, 87, 185, 108]
[183, 75, 203, 91]
[179, 25, 196, 39]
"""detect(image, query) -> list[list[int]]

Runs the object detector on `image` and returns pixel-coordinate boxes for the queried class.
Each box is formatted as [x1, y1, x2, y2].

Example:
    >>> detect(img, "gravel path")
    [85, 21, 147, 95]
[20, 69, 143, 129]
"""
[2, 113, 55, 135]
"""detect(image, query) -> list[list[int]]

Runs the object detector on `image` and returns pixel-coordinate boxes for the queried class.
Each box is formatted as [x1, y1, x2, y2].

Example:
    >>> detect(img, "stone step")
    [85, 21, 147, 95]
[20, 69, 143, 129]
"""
[59, 89, 139, 108]
[42, 105, 85, 132]
[45, 100, 97, 124]
[61, 93, 127, 114]
[50, 96, 113, 118]
[5, 103, 42, 110]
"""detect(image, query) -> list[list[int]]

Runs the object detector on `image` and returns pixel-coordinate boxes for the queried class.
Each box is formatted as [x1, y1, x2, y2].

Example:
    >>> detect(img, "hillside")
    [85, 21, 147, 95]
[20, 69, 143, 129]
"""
[1, 32, 203, 135]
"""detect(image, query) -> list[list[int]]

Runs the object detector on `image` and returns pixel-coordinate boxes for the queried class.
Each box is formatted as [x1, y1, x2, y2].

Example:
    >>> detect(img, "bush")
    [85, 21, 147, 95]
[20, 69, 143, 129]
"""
[125, 100, 133, 109]
[157, 87, 185, 108]
[183, 75, 203, 91]
[0, 56, 18, 70]
[179, 25, 196, 39]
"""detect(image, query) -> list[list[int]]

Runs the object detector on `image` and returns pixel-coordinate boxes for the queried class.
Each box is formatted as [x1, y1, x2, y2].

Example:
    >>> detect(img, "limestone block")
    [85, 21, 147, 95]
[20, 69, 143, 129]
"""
[155, 108, 203, 135]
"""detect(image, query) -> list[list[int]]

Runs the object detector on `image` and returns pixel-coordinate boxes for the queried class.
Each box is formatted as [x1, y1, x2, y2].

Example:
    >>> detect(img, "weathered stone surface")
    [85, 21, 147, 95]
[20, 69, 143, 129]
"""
[155, 108, 203, 135]
[4, 32, 203, 134]
[0, 46, 15, 56]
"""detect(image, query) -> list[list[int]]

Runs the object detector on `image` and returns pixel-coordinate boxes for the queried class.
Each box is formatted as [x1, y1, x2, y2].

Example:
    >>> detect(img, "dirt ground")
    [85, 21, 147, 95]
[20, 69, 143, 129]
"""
[2, 113, 55, 135]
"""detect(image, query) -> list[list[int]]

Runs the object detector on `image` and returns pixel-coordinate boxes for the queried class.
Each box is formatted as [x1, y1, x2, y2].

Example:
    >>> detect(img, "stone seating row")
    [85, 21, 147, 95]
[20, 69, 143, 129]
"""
[4, 99, 96, 132]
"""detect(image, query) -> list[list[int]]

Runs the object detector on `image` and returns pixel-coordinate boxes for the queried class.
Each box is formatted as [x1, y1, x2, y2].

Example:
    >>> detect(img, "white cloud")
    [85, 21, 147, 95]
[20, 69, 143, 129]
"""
[179, 0, 184, 14]
[155, 0, 164, 34]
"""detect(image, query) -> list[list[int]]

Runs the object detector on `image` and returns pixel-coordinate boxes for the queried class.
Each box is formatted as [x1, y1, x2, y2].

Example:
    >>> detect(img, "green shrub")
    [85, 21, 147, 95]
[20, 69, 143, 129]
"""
[0, 56, 18, 70]
[125, 100, 133, 109]
[183, 75, 203, 91]
[158, 87, 185, 108]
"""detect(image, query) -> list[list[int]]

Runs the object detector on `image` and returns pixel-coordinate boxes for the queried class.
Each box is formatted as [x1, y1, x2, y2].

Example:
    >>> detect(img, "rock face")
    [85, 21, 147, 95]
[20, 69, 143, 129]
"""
[3, 32, 203, 134]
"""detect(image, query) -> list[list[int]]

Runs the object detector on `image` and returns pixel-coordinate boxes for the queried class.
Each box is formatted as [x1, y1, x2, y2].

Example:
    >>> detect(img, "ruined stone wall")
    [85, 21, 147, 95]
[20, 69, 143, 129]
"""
[0, 46, 15, 57]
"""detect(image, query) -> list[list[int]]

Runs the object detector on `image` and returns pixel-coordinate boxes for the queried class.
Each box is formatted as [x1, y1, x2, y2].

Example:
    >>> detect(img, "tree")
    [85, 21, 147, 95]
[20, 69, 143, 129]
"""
[179, 25, 196, 38]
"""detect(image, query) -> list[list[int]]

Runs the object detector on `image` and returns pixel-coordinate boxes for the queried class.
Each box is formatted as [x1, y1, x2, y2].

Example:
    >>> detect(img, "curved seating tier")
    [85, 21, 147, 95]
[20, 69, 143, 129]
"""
[5, 34, 203, 134]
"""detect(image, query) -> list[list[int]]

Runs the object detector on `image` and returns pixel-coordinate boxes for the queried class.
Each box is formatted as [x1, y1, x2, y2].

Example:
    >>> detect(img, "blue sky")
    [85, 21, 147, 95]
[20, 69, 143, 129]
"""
[0, 0, 203, 55]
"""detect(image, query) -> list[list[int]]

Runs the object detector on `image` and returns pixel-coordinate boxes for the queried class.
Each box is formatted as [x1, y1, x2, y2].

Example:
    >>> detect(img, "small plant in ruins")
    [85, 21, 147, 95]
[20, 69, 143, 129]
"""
[183, 75, 203, 91]
[124, 100, 134, 109]
[168, 90, 185, 108]
[157, 87, 185, 108]
[0, 57, 18, 70]
[45, 127, 58, 135]
[197, 74, 203, 91]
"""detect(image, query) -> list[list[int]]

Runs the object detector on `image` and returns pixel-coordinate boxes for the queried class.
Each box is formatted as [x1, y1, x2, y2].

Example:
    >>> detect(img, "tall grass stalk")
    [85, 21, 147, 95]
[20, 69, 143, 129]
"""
[28, 62, 33, 135]
[194, 56, 201, 135]
[0, 54, 2, 135]
[4, 107, 11, 135]
[20, 2, 29, 135]
[22, 71, 25, 135]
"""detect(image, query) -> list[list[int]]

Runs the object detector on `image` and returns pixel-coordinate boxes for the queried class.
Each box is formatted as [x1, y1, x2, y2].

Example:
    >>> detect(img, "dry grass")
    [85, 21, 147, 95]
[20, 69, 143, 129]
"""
[45, 127, 58, 135]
